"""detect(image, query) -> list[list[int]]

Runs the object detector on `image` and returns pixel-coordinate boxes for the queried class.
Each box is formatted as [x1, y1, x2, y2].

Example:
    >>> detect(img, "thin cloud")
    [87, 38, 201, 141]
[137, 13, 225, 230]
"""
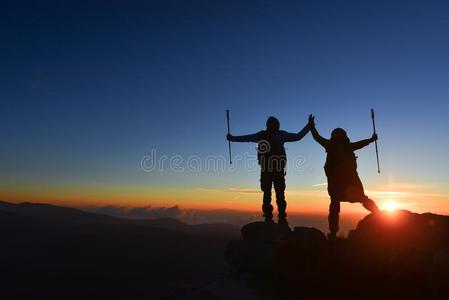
[92, 205, 183, 219]
[365, 190, 409, 196]
[195, 188, 215, 192]
[227, 188, 260, 193]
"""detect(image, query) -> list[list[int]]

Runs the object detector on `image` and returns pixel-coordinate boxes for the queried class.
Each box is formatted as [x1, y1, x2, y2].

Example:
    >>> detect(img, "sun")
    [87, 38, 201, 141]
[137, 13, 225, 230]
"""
[383, 201, 399, 213]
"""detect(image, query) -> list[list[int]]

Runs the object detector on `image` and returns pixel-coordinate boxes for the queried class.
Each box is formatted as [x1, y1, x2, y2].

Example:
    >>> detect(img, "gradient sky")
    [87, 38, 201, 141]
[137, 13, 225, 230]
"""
[2, 0, 449, 214]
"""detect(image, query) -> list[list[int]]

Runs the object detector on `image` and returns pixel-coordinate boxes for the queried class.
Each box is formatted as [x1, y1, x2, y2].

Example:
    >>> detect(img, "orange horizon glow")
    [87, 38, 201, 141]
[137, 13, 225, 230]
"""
[1, 181, 449, 216]
[382, 200, 399, 212]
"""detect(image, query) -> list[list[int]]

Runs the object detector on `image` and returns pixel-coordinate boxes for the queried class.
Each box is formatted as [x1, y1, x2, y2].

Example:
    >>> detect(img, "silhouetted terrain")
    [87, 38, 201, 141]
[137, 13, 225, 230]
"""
[5, 201, 448, 299]
[223, 210, 449, 300]
[0, 201, 239, 299]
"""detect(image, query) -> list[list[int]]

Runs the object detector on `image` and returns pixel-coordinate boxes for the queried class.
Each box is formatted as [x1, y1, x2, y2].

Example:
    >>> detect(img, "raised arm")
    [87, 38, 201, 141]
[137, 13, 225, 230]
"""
[281, 123, 310, 142]
[351, 133, 378, 150]
[308, 115, 329, 148]
[310, 126, 329, 148]
[227, 131, 263, 143]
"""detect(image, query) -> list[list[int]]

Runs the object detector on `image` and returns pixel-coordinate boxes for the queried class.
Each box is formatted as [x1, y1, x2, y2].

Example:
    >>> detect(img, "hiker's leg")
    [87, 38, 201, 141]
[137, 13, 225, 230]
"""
[260, 171, 273, 222]
[274, 171, 287, 224]
[328, 199, 340, 236]
[362, 197, 379, 213]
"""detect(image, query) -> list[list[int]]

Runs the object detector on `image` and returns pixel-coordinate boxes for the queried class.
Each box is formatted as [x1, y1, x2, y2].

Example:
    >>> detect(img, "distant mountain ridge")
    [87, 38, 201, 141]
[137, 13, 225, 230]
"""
[0, 200, 239, 235]
[0, 200, 240, 299]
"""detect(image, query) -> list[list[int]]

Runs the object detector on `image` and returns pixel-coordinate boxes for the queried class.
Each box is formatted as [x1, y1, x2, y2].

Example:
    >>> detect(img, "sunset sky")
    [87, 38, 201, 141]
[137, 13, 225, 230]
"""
[2, 0, 449, 215]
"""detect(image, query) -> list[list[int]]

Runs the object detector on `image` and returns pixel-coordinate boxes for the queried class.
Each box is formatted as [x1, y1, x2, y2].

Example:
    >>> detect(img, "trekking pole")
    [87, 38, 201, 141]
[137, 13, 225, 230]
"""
[371, 109, 380, 174]
[226, 110, 232, 164]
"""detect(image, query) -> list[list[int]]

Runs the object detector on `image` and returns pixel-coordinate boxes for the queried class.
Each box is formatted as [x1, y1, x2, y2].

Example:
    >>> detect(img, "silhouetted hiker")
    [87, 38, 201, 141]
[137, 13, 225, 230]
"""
[308, 115, 379, 240]
[227, 116, 311, 226]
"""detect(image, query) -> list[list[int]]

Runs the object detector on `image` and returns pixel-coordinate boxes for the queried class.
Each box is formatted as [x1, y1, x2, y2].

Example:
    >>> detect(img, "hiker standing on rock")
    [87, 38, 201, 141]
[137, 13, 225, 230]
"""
[308, 115, 379, 240]
[227, 115, 312, 226]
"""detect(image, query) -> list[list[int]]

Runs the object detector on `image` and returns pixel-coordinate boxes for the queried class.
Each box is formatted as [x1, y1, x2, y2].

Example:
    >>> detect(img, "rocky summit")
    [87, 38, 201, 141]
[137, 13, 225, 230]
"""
[224, 210, 449, 300]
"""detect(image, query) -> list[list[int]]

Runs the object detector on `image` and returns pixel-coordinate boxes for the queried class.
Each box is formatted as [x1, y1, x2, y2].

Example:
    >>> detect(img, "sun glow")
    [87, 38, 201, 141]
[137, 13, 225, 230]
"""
[383, 201, 399, 213]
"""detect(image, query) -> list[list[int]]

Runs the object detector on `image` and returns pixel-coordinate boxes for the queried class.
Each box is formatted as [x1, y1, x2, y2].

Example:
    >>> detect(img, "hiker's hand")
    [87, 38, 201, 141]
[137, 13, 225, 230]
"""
[308, 114, 315, 127]
[371, 133, 378, 142]
[226, 134, 232, 141]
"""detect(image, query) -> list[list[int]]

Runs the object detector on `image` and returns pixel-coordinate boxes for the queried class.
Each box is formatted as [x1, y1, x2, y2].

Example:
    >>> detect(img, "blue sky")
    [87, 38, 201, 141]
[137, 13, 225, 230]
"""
[1, 0, 449, 211]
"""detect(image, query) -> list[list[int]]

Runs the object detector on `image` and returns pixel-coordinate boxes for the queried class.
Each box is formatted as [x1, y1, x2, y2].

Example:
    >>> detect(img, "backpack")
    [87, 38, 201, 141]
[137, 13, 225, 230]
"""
[324, 142, 357, 177]
[257, 130, 286, 171]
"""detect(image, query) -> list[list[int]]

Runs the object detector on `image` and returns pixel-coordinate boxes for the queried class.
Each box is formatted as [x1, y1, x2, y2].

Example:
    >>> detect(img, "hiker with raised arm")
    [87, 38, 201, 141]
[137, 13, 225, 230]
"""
[308, 115, 379, 240]
[226, 115, 311, 226]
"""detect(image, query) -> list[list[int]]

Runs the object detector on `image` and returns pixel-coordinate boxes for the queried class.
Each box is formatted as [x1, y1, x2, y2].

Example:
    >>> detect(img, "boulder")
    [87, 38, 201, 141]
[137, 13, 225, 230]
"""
[226, 223, 327, 274]
[290, 226, 327, 250]
[348, 210, 449, 251]
[241, 221, 291, 242]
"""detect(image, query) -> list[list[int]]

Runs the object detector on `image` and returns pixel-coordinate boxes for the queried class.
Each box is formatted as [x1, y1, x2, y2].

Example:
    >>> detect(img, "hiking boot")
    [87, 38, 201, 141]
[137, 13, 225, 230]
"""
[327, 232, 337, 243]
[264, 216, 274, 223]
[278, 218, 289, 227]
